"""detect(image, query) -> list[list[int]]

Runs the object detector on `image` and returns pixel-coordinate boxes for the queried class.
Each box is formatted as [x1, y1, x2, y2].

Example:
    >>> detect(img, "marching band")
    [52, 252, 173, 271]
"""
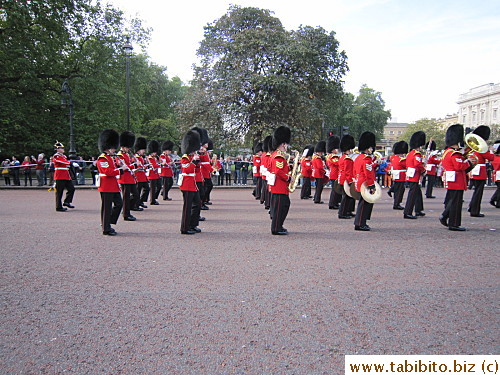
[46, 123, 498, 236]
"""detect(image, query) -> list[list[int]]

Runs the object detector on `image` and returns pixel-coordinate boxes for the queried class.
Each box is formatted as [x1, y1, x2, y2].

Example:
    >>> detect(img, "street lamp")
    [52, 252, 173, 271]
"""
[122, 36, 133, 131]
[61, 79, 76, 159]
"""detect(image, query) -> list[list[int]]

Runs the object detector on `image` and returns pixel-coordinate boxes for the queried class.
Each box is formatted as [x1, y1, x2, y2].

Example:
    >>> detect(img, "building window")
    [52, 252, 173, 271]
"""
[398, 131, 402, 134]
[472, 112, 476, 122]
[493, 109, 497, 121]
[463, 115, 466, 123]
[480, 111, 484, 122]
[389, 131, 394, 135]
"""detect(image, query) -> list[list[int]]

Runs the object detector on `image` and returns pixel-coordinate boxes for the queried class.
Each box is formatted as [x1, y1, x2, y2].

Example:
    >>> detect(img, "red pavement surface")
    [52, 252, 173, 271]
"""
[0, 187, 498, 374]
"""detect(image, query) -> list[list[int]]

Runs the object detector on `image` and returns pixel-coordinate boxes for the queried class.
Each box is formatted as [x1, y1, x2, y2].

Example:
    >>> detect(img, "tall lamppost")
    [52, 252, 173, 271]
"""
[122, 36, 133, 131]
[61, 79, 76, 160]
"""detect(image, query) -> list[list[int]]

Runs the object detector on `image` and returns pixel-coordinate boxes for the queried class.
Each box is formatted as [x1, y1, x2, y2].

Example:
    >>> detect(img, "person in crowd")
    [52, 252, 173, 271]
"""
[76, 156, 86, 185]
[89, 157, 98, 185]
[1, 159, 11, 185]
[34, 153, 46, 186]
[224, 156, 232, 185]
[241, 157, 250, 185]
[218, 156, 225, 186]
[10, 156, 21, 186]
[22, 156, 33, 186]
[234, 156, 242, 185]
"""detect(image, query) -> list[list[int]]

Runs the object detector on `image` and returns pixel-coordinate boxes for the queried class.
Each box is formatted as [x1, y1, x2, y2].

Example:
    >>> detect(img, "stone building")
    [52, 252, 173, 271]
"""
[457, 83, 500, 128]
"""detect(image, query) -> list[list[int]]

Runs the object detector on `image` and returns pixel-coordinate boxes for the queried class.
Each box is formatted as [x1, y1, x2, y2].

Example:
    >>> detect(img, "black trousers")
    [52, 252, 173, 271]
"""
[149, 179, 161, 203]
[121, 183, 139, 217]
[339, 190, 355, 216]
[441, 189, 464, 228]
[425, 174, 436, 197]
[181, 190, 201, 232]
[161, 176, 173, 200]
[137, 181, 150, 205]
[469, 179, 485, 215]
[314, 178, 325, 203]
[490, 182, 500, 208]
[204, 178, 213, 203]
[354, 197, 374, 227]
[253, 176, 262, 199]
[300, 177, 311, 199]
[218, 171, 224, 185]
[271, 193, 290, 233]
[100, 192, 122, 232]
[260, 179, 269, 207]
[328, 180, 342, 208]
[404, 181, 423, 216]
[392, 181, 405, 207]
[55, 179, 75, 209]
[196, 181, 205, 208]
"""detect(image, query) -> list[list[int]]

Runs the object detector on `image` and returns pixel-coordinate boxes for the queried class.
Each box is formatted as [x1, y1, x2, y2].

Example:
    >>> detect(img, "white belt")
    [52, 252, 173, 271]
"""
[392, 169, 405, 172]
[55, 167, 69, 170]
[182, 173, 195, 177]
[476, 164, 486, 167]
[200, 162, 210, 165]
[426, 164, 435, 166]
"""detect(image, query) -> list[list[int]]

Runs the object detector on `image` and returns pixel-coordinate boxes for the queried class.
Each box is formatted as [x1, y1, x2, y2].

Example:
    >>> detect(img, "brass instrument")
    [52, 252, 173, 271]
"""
[373, 151, 383, 162]
[288, 150, 302, 193]
[464, 132, 488, 172]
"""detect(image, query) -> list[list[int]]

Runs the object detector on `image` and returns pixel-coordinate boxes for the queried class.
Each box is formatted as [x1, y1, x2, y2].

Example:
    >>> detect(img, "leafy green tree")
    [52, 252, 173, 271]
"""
[402, 118, 446, 149]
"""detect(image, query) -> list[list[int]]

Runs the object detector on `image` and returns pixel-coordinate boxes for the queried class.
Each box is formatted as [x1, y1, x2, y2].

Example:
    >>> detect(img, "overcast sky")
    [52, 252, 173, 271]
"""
[106, 0, 500, 123]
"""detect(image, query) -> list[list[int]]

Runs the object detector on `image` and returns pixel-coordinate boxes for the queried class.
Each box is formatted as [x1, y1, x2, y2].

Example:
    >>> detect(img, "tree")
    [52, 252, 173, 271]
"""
[178, 5, 348, 147]
[401, 119, 446, 149]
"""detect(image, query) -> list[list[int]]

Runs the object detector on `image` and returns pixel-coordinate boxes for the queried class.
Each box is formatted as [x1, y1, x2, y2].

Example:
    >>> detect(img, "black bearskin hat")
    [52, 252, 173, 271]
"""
[340, 134, 355, 152]
[425, 140, 436, 151]
[263, 135, 272, 153]
[134, 137, 147, 151]
[254, 142, 263, 154]
[393, 141, 408, 155]
[409, 131, 426, 149]
[272, 126, 291, 150]
[120, 131, 135, 148]
[161, 140, 174, 152]
[314, 140, 326, 153]
[472, 125, 490, 141]
[147, 140, 160, 154]
[327, 135, 340, 153]
[303, 144, 314, 157]
[191, 127, 209, 145]
[493, 140, 500, 155]
[445, 124, 464, 147]
[358, 131, 376, 152]
[207, 139, 214, 151]
[181, 130, 201, 155]
[98, 129, 119, 153]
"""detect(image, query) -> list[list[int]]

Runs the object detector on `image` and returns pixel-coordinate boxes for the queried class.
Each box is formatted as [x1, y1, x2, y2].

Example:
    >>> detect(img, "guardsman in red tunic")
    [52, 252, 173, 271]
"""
[160, 140, 175, 201]
[424, 140, 440, 199]
[179, 130, 202, 234]
[440, 124, 473, 231]
[388, 141, 408, 210]
[96, 129, 124, 236]
[118, 131, 141, 221]
[252, 142, 263, 200]
[404, 131, 426, 219]
[353, 132, 377, 231]
[338, 134, 356, 219]
[269, 126, 292, 235]
[53, 141, 76, 211]
[312, 140, 327, 204]
[326, 135, 341, 209]
[468, 126, 495, 217]
[259, 136, 271, 206]
[147, 140, 161, 205]
[133, 137, 150, 209]
[489, 140, 500, 208]
[202, 139, 214, 206]
[191, 127, 210, 211]
[300, 145, 314, 199]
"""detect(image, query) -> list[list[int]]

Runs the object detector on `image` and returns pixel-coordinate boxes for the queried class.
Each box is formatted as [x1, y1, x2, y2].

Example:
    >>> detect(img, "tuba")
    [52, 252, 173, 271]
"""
[288, 150, 302, 193]
[464, 133, 488, 172]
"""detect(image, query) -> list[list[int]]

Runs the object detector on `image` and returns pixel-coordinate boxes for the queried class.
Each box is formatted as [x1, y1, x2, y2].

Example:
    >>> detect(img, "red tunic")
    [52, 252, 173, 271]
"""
[53, 153, 71, 180]
[338, 154, 354, 184]
[97, 153, 120, 193]
[269, 150, 290, 195]
[199, 153, 211, 179]
[311, 154, 325, 179]
[117, 150, 136, 185]
[179, 154, 197, 191]
[326, 153, 340, 180]
[441, 148, 470, 190]
[354, 154, 376, 192]
[159, 153, 174, 177]
[300, 157, 312, 178]
[252, 155, 261, 177]
[389, 155, 406, 182]
[405, 150, 425, 183]
[147, 155, 160, 180]
[492, 155, 500, 182]
[425, 154, 440, 176]
[134, 154, 148, 183]
[469, 151, 495, 180]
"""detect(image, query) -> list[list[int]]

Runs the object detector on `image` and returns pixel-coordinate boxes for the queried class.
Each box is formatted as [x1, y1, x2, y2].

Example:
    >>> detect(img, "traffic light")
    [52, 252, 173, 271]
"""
[328, 129, 335, 136]
[342, 126, 349, 135]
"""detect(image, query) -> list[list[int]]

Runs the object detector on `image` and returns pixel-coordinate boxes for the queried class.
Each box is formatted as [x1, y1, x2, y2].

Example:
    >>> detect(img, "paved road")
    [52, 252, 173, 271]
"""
[1, 187, 498, 374]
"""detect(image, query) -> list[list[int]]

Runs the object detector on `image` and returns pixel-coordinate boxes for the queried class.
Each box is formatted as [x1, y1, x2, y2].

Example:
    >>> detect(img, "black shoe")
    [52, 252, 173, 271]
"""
[151, 201, 160, 205]
[449, 226, 466, 231]
[332, 205, 340, 209]
[124, 216, 136, 221]
[393, 205, 404, 210]
[272, 231, 288, 235]
[131, 207, 144, 211]
[140, 204, 148, 208]
[314, 201, 324, 204]
[355, 225, 370, 231]
[416, 211, 426, 217]
[205, 201, 212, 205]
[308, 195, 313, 198]
[490, 201, 496, 207]
[301, 197, 309, 199]
[470, 213, 485, 217]
[199, 217, 206, 221]
[103, 228, 117, 236]
[387, 191, 393, 198]
[280, 227, 288, 232]
[190, 227, 202, 233]
[200, 205, 209, 210]
[338, 215, 352, 219]
[439, 215, 448, 227]
[56, 207, 68, 212]
[181, 230, 196, 235]
[264, 206, 270, 210]
[63, 202, 75, 208]
[404, 214, 417, 219]
[348, 213, 355, 218]
[426, 196, 436, 199]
